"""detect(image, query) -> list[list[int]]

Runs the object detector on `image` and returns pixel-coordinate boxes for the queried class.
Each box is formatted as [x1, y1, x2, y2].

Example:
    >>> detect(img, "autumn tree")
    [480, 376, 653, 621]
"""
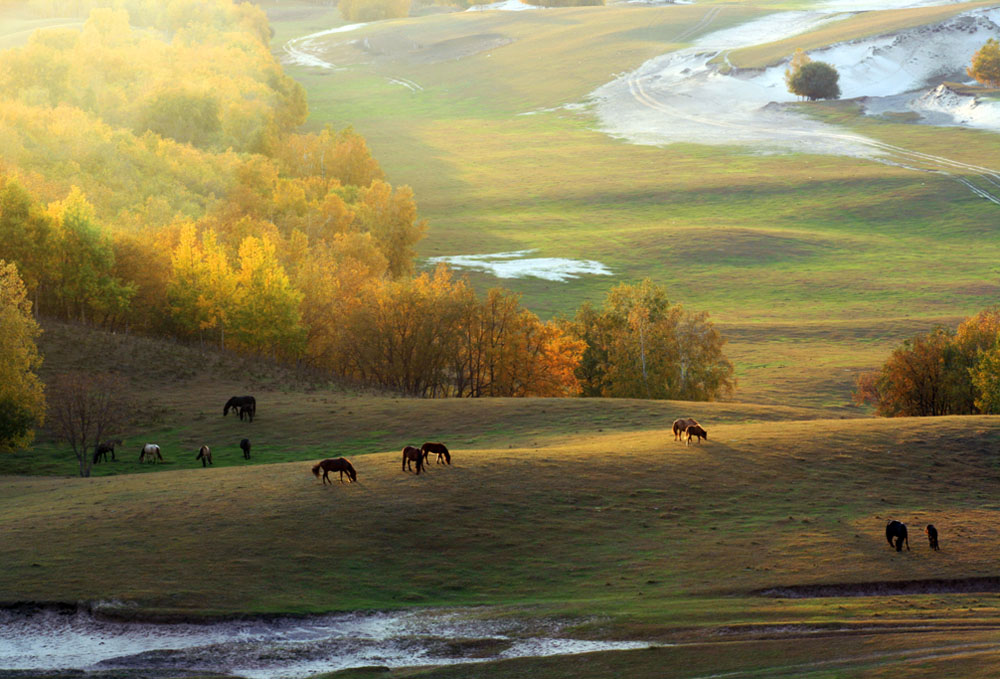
[853, 327, 960, 416]
[784, 48, 811, 91]
[968, 38, 1000, 88]
[50, 372, 132, 478]
[0, 175, 54, 312]
[0, 261, 46, 452]
[569, 280, 734, 400]
[228, 235, 306, 358]
[355, 180, 427, 278]
[47, 188, 134, 324]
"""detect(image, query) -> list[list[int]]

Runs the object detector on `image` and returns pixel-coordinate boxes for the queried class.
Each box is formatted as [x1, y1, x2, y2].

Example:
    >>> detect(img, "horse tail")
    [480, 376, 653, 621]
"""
[312, 464, 321, 478]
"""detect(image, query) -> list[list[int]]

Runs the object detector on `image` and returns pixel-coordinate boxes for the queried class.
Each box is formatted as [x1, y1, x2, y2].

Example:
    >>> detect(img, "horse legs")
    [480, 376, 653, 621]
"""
[322, 470, 331, 485]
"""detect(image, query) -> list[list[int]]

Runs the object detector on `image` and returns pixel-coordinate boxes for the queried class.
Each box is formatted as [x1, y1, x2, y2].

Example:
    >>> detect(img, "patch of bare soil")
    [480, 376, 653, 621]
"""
[757, 577, 1000, 598]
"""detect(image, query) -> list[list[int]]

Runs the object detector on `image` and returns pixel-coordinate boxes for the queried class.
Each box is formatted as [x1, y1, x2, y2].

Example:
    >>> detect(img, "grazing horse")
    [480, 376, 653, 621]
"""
[224, 396, 256, 422]
[686, 424, 708, 445]
[93, 438, 122, 464]
[402, 445, 424, 475]
[312, 458, 357, 484]
[672, 418, 698, 442]
[421, 442, 451, 465]
[139, 443, 163, 464]
[196, 445, 212, 467]
[239, 438, 251, 460]
[886, 520, 910, 552]
[926, 524, 940, 551]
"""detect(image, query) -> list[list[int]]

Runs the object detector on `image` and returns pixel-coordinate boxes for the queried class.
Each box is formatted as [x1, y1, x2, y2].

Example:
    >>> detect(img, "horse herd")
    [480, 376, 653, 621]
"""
[91, 395, 258, 467]
[312, 442, 451, 485]
[93, 400, 945, 555]
[93, 393, 451, 487]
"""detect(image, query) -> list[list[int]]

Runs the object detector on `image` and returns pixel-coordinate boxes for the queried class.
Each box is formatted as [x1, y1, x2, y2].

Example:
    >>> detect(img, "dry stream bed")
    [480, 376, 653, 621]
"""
[0, 606, 650, 678]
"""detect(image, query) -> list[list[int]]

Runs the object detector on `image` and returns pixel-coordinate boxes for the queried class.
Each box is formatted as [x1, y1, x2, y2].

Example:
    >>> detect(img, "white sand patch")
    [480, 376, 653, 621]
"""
[909, 84, 1000, 130]
[743, 8, 1000, 130]
[467, 0, 540, 11]
[0, 608, 652, 679]
[427, 250, 612, 281]
[282, 22, 369, 69]
[591, 10, 880, 157]
[589, 4, 1000, 202]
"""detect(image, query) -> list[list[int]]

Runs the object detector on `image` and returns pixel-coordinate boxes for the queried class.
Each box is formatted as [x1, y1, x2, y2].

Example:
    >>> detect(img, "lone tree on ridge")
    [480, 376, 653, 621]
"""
[968, 38, 1000, 88]
[787, 60, 841, 101]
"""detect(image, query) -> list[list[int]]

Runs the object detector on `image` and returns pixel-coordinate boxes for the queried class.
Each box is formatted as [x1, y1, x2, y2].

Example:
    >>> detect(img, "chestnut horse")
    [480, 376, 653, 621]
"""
[686, 424, 708, 445]
[313, 457, 357, 484]
[421, 442, 451, 465]
[402, 445, 424, 474]
[672, 418, 698, 442]
[196, 445, 212, 467]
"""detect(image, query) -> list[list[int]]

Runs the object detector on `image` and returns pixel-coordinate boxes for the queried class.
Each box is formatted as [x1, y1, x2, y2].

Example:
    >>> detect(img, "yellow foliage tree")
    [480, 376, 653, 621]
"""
[0, 260, 45, 452]
[228, 235, 305, 358]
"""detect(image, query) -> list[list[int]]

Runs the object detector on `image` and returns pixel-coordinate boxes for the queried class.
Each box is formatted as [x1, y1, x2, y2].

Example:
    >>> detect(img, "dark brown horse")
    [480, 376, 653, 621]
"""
[224, 395, 256, 422]
[402, 445, 424, 474]
[93, 438, 122, 464]
[672, 418, 698, 441]
[686, 424, 708, 445]
[421, 442, 451, 465]
[313, 457, 357, 484]
[196, 445, 212, 467]
[240, 438, 251, 460]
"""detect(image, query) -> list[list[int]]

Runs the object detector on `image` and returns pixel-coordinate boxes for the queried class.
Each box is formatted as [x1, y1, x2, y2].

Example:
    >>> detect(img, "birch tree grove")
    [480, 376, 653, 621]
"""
[568, 280, 735, 400]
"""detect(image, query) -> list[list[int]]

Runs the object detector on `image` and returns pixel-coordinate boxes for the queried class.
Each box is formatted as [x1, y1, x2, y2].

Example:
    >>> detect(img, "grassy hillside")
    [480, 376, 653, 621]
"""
[6, 324, 1000, 678]
[266, 1, 1000, 408]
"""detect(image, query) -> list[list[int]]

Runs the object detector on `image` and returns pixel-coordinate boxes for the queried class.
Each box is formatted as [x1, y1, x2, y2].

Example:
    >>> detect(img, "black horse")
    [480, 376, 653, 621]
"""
[224, 396, 256, 423]
[240, 438, 251, 460]
[886, 520, 910, 552]
[926, 524, 940, 551]
[92, 438, 122, 464]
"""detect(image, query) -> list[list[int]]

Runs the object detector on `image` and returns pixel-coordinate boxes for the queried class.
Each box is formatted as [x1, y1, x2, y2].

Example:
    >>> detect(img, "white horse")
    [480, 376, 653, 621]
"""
[140, 443, 163, 463]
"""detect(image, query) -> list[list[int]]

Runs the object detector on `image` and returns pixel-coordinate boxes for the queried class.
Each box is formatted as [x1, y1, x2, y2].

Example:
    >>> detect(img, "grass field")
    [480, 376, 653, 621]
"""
[265, 0, 1000, 408]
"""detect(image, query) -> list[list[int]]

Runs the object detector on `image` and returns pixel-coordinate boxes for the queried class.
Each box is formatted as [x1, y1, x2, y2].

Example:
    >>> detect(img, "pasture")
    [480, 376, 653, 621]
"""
[267, 0, 1000, 407]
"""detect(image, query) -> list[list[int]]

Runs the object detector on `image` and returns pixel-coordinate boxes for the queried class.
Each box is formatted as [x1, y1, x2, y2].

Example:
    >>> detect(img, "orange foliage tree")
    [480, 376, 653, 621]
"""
[854, 309, 1000, 416]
